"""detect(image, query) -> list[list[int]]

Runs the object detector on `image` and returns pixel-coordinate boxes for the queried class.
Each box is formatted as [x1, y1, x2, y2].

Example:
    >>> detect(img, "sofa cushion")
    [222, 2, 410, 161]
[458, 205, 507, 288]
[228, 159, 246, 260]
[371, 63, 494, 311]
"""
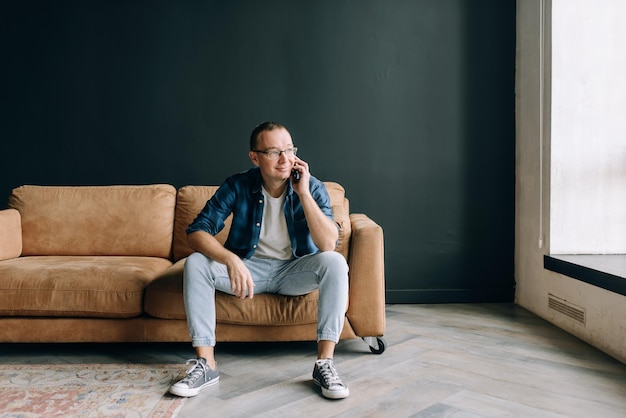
[173, 186, 231, 262]
[172, 182, 350, 261]
[144, 259, 319, 325]
[0, 256, 172, 318]
[8, 185, 176, 258]
[325, 182, 351, 260]
[0, 209, 22, 261]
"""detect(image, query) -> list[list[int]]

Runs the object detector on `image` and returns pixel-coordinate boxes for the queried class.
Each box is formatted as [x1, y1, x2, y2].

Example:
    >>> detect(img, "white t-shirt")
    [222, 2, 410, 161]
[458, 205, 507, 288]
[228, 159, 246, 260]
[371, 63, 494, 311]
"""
[255, 187, 293, 260]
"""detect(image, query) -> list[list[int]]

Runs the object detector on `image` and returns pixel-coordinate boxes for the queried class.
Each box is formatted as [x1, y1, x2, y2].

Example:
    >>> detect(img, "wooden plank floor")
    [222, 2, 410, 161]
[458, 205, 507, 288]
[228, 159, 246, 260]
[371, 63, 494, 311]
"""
[2, 304, 625, 417]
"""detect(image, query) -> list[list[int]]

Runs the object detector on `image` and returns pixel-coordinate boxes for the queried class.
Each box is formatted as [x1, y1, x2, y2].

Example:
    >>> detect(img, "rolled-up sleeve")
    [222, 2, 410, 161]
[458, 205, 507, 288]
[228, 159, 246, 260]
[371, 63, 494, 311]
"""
[187, 181, 235, 236]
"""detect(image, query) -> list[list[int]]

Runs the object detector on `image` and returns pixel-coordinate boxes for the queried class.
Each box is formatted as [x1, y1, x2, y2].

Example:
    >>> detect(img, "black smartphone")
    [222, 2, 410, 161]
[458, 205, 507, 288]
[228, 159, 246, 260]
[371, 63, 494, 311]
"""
[292, 169, 300, 183]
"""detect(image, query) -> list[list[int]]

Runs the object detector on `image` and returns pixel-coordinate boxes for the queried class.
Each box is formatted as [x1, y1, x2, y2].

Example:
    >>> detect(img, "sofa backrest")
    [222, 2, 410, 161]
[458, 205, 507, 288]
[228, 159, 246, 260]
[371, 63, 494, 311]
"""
[173, 182, 351, 262]
[8, 185, 176, 258]
[0, 209, 22, 261]
[173, 185, 229, 262]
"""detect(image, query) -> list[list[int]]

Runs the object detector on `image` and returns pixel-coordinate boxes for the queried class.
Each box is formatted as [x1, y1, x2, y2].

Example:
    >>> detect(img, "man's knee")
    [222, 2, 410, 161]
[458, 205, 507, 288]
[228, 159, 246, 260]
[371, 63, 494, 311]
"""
[184, 252, 214, 282]
[317, 251, 349, 275]
[184, 252, 204, 273]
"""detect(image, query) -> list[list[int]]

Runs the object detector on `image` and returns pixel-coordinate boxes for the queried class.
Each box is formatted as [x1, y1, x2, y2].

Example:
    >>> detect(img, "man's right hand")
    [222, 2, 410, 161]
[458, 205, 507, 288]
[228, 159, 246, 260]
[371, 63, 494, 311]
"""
[226, 256, 255, 299]
[188, 231, 255, 299]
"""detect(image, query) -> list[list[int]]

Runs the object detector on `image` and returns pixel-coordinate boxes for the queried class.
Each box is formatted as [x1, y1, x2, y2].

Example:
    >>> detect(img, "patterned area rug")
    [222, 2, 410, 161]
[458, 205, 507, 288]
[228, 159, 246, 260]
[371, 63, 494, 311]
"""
[0, 363, 187, 417]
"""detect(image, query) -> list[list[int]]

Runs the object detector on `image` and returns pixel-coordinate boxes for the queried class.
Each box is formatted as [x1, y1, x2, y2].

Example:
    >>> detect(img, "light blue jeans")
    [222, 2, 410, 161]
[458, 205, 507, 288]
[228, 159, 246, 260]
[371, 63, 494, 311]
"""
[183, 251, 349, 347]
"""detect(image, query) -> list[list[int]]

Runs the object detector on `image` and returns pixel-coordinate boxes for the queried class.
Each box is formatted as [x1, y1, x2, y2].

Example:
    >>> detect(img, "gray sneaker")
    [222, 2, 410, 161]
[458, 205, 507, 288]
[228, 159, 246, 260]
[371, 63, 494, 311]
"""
[169, 358, 219, 397]
[312, 359, 349, 399]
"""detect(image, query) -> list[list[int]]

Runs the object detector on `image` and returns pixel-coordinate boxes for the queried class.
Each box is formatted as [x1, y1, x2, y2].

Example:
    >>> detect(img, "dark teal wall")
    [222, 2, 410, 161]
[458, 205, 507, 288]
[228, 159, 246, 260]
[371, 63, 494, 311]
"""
[0, 0, 516, 303]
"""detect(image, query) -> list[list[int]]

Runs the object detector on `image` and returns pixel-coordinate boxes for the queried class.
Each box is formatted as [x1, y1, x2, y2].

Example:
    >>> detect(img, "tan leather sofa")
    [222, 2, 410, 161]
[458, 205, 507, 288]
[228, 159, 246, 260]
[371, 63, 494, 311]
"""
[0, 184, 386, 353]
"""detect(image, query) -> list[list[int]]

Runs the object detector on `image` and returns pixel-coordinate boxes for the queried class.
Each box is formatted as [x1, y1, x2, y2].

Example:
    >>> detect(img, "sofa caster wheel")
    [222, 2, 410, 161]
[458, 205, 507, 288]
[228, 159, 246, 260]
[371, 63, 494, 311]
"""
[362, 336, 386, 354]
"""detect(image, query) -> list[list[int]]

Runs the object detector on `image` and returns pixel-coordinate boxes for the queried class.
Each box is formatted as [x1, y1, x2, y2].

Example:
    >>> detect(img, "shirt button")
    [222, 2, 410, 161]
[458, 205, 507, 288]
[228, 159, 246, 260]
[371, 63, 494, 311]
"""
[258, 199, 263, 204]
[256, 223, 260, 227]
[253, 245, 257, 248]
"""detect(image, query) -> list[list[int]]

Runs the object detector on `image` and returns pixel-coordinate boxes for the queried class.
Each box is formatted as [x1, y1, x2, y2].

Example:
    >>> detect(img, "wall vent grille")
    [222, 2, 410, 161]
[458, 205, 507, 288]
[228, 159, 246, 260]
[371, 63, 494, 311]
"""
[548, 293, 585, 325]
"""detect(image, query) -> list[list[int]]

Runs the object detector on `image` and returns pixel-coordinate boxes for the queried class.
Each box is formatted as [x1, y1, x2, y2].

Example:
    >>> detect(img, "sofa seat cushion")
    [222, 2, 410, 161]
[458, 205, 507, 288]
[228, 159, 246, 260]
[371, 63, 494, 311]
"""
[144, 259, 319, 325]
[0, 256, 172, 318]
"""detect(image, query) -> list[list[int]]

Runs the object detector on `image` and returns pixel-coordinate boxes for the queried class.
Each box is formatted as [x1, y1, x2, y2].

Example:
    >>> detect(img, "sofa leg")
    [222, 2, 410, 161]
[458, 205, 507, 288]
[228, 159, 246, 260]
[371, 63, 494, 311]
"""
[361, 336, 386, 354]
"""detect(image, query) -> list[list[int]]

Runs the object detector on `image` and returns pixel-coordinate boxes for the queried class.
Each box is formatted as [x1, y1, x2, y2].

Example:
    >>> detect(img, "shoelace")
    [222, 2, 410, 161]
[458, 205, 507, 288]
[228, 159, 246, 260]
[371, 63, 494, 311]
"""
[317, 361, 343, 386]
[180, 359, 209, 385]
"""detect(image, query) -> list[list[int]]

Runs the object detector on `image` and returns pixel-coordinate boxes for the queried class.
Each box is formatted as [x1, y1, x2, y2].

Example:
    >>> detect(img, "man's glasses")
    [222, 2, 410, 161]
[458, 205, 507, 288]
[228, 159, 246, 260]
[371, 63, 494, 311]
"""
[253, 147, 298, 160]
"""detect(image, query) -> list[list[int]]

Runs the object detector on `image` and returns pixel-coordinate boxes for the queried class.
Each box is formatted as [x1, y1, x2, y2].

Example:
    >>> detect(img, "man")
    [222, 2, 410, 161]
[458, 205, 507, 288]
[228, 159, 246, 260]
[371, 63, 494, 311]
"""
[169, 121, 350, 400]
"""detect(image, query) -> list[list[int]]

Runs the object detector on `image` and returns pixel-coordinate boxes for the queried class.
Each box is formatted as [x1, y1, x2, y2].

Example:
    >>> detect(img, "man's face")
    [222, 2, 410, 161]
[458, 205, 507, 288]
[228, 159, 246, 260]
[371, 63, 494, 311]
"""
[249, 128, 296, 182]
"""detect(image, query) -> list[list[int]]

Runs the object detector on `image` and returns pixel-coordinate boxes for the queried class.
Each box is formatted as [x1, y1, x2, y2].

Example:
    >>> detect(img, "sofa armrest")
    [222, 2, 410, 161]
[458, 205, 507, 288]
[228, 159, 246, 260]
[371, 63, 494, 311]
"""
[0, 209, 22, 261]
[345, 213, 385, 337]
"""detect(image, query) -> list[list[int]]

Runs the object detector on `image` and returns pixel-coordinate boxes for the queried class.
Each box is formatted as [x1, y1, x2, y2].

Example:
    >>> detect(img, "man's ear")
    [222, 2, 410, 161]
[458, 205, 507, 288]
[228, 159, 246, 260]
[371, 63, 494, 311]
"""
[249, 151, 259, 166]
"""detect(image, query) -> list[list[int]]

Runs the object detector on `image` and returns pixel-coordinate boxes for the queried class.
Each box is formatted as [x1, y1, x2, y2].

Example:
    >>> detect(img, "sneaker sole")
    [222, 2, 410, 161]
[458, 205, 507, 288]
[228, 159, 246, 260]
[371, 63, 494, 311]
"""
[313, 379, 350, 399]
[169, 376, 219, 397]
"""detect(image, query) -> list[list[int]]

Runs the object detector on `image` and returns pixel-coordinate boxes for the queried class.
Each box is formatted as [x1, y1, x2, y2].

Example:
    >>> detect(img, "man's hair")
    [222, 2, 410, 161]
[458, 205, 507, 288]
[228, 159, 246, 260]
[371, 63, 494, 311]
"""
[249, 121, 287, 150]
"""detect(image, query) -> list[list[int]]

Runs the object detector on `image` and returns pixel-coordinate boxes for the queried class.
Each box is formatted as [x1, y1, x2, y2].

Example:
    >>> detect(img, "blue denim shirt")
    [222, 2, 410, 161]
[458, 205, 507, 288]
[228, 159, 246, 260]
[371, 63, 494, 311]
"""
[187, 167, 336, 259]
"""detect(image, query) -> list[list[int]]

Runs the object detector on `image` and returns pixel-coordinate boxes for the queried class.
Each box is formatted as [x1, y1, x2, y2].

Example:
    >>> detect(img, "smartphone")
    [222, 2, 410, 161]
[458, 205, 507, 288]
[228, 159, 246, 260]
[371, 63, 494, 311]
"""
[292, 169, 300, 183]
